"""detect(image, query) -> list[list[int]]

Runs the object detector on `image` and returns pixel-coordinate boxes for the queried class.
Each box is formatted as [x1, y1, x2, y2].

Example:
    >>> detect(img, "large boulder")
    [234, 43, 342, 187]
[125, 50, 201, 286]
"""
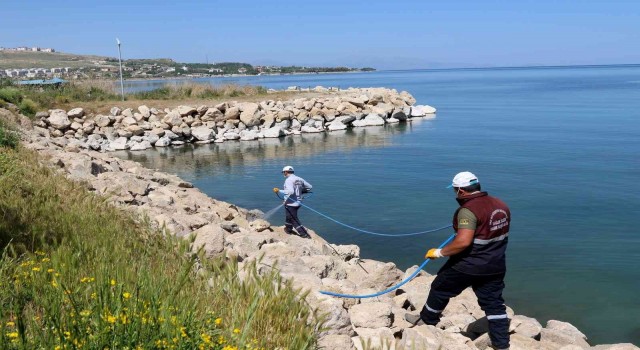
[176, 105, 196, 116]
[190, 224, 226, 258]
[191, 126, 215, 141]
[224, 106, 240, 120]
[95, 115, 112, 127]
[138, 105, 151, 119]
[349, 302, 392, 328]
[162, 112, 183, 127]
[67, 108, 85, 118]
[47, 109, 71, 130]
[239, 102, 260, 127]
[263, 126, 284, 138]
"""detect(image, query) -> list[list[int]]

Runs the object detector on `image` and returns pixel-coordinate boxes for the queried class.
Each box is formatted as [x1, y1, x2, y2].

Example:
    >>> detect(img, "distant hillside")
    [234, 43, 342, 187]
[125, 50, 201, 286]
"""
[0, 51, 115, 69]
[0, 50, 375, 79]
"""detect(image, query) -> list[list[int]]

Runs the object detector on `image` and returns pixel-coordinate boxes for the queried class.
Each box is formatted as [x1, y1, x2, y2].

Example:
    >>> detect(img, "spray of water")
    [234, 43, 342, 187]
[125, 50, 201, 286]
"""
[262, 203, 284, 220]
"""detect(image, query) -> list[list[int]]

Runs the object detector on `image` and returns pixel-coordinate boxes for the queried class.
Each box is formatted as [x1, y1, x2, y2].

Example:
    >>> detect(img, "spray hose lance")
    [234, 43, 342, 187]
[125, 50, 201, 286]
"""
[271, 188, 456, 298]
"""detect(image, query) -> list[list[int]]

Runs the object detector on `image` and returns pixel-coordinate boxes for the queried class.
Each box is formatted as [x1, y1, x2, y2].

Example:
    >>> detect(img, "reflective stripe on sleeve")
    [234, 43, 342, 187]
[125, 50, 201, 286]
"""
[473, 233, 509, 245]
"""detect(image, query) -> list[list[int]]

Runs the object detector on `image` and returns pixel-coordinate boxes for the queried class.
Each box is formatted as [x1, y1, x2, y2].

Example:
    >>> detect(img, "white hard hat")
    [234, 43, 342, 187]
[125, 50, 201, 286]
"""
[282, 165, 294, 172]
[447, 171, 479, 188]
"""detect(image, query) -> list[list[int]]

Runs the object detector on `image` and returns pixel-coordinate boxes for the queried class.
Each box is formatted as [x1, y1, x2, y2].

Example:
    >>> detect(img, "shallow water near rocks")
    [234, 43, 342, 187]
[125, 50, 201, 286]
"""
[117, 66, 640, 345]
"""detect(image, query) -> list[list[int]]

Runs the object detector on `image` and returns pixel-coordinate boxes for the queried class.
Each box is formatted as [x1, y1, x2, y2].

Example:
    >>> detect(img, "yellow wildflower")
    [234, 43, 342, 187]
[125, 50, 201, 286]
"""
[122, 292, 131, 299]
[80, 310, 91, 317]
[201, 333, 212, 344]
[47, 268, 55, 273]
[32, 267, 41, 272]
[107, 315, 116, 324]
[233, 328, 241, 334]
[6, 321, 15, 327]
[214, 317, 222, 325]
[64, 331, 71, 339]
[41, 258, 50, 262]
[90, 292, 97, 299]
[110, 279, 116, 286]
[6, 331, 18, 339]
[51, 280, 58, 288]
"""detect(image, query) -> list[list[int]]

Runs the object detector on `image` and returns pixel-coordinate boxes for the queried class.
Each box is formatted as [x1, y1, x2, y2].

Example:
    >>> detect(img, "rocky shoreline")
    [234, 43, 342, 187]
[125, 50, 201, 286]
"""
[6, 104, 638, 350]
[27, 87, 436, 153]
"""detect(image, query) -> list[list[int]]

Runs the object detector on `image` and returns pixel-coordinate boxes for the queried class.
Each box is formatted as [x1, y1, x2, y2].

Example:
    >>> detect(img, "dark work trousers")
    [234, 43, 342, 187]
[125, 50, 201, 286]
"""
[284, 205, 309, 237]
[420, 267, 509, 349]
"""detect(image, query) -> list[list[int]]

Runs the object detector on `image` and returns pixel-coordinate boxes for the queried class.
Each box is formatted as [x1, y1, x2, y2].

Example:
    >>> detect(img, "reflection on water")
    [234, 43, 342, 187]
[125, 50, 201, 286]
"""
[115, 122, 421, 174]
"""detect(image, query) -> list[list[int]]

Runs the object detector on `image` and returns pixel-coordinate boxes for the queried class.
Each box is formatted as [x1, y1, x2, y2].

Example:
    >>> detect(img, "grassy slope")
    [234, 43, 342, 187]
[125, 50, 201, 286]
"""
[0, 119, 321, 349]
[0, 51, 115, 70]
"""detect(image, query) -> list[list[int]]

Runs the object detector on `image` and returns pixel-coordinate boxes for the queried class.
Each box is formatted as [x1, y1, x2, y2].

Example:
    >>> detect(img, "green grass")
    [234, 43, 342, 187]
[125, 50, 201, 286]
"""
[129, 83, 267, 100]
[0, 81, 269, 117]
[0, 119, 18, 148]
[0, 130, 322, 349]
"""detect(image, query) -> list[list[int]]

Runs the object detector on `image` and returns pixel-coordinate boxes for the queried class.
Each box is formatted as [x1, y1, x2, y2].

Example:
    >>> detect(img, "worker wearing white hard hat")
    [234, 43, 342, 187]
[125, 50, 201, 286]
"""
[406, 171, 512, 350]
[273, 166, 313, 238]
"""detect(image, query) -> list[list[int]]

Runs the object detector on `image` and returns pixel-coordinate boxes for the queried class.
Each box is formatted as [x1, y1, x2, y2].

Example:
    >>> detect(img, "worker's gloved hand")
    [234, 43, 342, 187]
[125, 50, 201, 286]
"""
[425, 248, 444, 259]
[273, 187, 280, 193]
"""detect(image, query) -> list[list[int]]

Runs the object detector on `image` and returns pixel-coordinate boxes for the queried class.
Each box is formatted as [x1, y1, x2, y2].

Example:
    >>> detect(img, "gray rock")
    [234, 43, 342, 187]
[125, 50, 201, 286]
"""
[155, 137, 171, 147]
[129, 141, 152, 151]
[349, 302, 392, 328]
[190, 224, 226, 258]
[67, 108, 85, 118]
[121, 108, 134, 119]
[138, 105, 151, 118]
[220, 222, 240, 233]
[177, 105, 196, 116]
[224, 106, 240, 120]
[47, 109, 71, 130]
[35, 111, 49, 118]
[263, 126, 284, 138]
[110, 107, 122, 116]
[162, 112, 183, 127]
[95, 115, 112, 127]
[191, 126, 215, 141]
[110, 137, 129, 150]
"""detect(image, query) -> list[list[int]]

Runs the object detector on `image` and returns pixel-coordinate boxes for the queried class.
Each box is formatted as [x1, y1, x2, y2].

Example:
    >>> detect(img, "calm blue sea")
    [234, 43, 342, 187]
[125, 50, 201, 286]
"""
[118, 66, 640, 345]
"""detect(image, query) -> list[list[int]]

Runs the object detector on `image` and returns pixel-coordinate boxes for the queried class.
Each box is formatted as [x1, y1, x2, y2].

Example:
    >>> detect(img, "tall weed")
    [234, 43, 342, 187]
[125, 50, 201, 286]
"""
[0, 146, 321, 349]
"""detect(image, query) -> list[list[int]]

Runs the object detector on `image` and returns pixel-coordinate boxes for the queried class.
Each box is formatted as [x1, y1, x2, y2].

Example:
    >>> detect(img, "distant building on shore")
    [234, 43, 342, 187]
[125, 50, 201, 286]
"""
[0, 46, 55, 52]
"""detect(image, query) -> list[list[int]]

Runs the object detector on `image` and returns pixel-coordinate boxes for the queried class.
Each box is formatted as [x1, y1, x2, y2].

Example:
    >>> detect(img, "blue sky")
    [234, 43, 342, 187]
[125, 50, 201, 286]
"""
[2, 0, 639, 69]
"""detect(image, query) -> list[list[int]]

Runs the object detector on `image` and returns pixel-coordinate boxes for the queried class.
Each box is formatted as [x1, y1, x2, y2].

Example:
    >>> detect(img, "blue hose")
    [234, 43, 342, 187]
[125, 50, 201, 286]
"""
[275, 192, 452, 237]
[319, 233, 456, 299]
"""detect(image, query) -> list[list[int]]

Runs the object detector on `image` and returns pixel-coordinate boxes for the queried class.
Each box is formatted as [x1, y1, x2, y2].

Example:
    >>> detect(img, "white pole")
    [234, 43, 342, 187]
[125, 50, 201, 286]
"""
[116, 38, 124, 101]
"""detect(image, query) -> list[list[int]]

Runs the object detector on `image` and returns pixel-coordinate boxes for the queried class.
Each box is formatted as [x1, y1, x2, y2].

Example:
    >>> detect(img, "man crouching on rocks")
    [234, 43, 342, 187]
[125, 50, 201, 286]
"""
[273, 165, 312, 238]
[405, 171, 511, 350]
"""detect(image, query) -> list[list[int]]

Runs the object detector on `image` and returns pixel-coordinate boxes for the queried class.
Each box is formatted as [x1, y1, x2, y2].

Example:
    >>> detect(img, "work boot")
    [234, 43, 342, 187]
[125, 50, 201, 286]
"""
[284, 227, 295, 235]
[296, 227, 311, 239]
[404, 313, 425, 327]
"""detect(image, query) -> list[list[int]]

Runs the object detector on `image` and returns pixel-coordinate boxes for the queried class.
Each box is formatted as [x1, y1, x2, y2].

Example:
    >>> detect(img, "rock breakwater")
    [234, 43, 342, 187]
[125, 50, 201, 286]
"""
[7, 107, 638, 350]
[29, 87, 436, 153]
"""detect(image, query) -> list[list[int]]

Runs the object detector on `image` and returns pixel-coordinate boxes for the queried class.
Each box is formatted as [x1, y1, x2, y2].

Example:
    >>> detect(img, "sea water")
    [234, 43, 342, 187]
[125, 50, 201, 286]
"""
[118, 65, 640, 345]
